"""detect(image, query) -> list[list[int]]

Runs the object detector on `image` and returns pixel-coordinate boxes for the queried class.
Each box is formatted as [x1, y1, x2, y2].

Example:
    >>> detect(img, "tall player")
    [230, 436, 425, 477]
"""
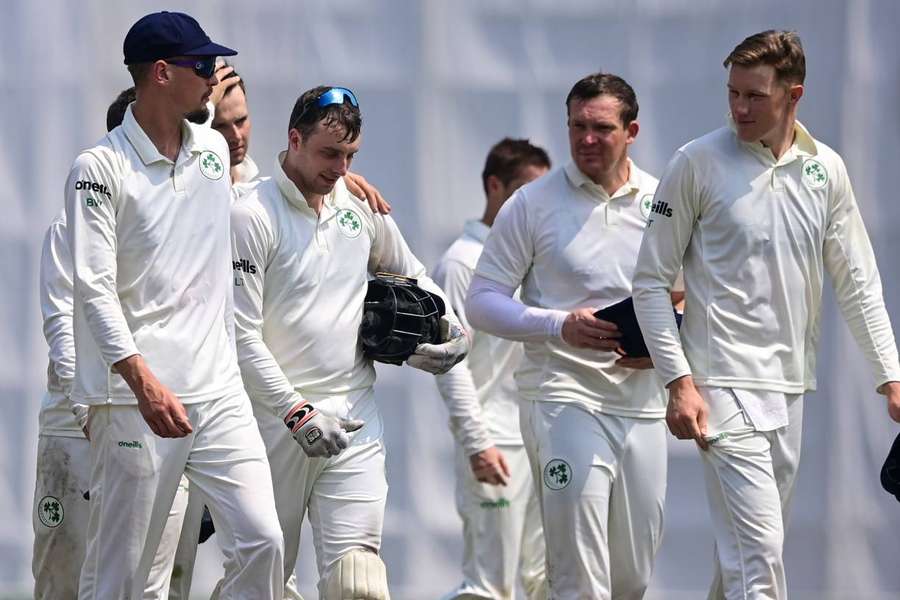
[434, 138, 550, 600]
[229, 85, 467, 598]
[64, 12, 285, 597]
[466, 73, 670, 598]
[633, 30, 900, 599]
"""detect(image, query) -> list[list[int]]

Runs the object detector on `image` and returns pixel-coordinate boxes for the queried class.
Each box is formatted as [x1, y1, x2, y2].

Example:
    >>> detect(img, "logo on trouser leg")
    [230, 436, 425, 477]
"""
[38, 495, 64, 527]
[543, 459, 571, 490]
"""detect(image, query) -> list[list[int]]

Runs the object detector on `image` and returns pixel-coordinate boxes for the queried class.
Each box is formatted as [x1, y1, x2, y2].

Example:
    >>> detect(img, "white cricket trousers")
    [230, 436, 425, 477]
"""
[254, 390, 388, 597]
[441, 444, 546, 600]
[521, 400, 666, 600]
[32, 435, 189, 599]
[77, 391, 284, 600]
[698, 387, 803, 600]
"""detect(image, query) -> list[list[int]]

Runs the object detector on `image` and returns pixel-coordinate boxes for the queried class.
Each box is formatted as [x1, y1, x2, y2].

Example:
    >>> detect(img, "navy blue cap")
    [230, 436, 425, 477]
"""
[593, 297, 682, 358]
[123, 11, 237, 65]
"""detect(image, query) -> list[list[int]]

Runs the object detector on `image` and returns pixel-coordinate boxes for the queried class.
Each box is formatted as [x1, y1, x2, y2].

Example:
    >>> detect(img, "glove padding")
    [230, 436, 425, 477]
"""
[284, 400, 365, 458]
[407, 314, 468, 374]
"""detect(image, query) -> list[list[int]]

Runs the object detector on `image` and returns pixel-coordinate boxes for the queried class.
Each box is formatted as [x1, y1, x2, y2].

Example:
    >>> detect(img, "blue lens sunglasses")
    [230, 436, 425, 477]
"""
[290, 87, 359, 130]
[165, 56, 217, 79]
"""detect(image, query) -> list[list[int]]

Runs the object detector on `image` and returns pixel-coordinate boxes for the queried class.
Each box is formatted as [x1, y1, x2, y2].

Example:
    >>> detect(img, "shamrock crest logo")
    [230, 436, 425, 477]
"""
[336, 208, 363, 239]
[801, 158, 828, 190]
[199, 151, 224, 180]
[640, 194, 654, 220]
[543, 459, 572, 490]
[38, 495, 64, 528]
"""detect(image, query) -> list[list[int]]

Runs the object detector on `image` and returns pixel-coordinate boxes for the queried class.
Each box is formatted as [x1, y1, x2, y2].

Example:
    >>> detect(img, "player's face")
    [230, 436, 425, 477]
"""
[164, 58, 218, 115]
[212, 85, 252, 167]
[727, 64, 800, 145]
[287, 122, 361, 196]
[567, 95, 637, 181]
[501, 164, 549, 200]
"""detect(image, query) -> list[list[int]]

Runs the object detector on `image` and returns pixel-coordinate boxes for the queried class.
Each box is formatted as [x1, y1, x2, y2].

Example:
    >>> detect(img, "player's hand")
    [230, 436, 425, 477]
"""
[284, 400, 365, 458]
[879, 381, 900, 423]
[469, 446, 511, 486]
[345, 172, 391, 214]
[116, 355, 193, 438]
[615, 354, 654, 370]
[666, 375, 708, 450]
[561, 308, 621, 351]
[72, 402, 91, 440]
[210, 65, 240, 106]
[407, 314, 469, 374]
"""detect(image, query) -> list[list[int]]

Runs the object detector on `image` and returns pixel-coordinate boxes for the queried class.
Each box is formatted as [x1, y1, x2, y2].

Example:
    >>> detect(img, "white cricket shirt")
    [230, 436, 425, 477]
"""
[64, 105, 243, 405]
[474, 160, 666, 418]
[231, 153, 448, 423]
[433, 220, 524, 453]
[633, 119, 900, 393]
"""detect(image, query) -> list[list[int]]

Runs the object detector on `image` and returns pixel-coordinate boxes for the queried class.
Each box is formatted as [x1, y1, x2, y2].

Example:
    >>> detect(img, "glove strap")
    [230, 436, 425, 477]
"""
[284, 401, 318, 434]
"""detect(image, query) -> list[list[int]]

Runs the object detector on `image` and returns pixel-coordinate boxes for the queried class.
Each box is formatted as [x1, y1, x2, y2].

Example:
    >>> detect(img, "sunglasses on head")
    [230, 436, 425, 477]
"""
[164, 56, 217, 79]
[290, 87, 359, 130]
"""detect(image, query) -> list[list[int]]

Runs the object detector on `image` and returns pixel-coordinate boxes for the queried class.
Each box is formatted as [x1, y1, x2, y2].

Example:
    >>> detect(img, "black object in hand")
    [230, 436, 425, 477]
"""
[593, 297, 682, 358]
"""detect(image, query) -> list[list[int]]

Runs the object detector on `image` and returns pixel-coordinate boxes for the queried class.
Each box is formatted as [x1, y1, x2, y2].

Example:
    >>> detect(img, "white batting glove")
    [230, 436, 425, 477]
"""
[284, 400, 365, 458]
[407, 314, 469, 374]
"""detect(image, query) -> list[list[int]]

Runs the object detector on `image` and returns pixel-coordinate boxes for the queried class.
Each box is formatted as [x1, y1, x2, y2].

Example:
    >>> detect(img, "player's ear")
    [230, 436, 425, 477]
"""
[788, 84, 804, 104]
[625, 119, 639, 143]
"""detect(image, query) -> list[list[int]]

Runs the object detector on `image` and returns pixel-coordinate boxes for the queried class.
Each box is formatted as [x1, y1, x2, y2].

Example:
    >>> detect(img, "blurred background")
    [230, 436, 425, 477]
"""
[3, 0, 900, 598]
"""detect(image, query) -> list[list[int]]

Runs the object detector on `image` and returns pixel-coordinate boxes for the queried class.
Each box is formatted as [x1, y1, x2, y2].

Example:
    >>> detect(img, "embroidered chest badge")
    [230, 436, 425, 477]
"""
[639, 194, 654, 220]
[801, 158, 828, 190]
[336, 208, 363, 239]
[199, 151, 225, 180]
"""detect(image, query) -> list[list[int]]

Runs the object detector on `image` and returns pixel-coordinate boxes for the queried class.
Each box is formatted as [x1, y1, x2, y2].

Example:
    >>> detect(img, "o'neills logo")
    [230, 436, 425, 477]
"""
[650, 200, 673, 218]
[233, 259, 257, 274]
[75, 180, 111, 198]
[118, 440, 143, 449]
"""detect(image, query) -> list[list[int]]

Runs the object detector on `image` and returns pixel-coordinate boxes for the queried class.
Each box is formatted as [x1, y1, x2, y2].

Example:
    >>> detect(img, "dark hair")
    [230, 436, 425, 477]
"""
[126, 62, 152, 86]
[221, 62, 246, 97]
[565, 72, 639, 125]
[107, 87, 137, 131]
[287, 85, 361, 143]
[724, 30, 806, 85]
[482, 138, 551, 194]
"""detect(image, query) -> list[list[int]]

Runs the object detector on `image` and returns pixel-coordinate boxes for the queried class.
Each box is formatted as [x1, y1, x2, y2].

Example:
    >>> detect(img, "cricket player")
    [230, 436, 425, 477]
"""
[169, 65, 390, 600]
[32, 84, 215, 600]
[230, 84, 467, 598]
[64, 11, 286, 598]
[466, 73, 671, 598]
[632, 30, 900, 599]
[434, 138, 550, 600]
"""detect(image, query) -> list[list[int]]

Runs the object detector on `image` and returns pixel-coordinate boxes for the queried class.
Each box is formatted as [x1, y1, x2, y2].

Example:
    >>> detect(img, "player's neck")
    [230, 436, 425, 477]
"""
[593, 158, 630, 197]
[282, 159, 325, 214]
[759, 116, 797, 161]
[131, 98, 184, 163]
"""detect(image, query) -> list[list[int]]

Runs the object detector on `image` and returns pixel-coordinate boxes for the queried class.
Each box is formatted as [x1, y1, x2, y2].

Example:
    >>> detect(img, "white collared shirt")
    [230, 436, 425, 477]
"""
[230, 153, 449, 423]
[433, 219, 524, 453]
[633, 119, 900, 394]
[64, 105, 243, 404]
[473, 160, 666, 418]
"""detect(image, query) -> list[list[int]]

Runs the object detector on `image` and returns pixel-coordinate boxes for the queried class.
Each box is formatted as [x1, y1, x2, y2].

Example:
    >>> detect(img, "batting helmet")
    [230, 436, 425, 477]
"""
[360, 273, 446, 365]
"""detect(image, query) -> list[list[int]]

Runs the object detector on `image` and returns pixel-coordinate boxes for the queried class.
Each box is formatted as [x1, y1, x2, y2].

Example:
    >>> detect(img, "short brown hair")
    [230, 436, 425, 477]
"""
[288, 85, 361, 143]
[724, 30, 806, 85]
[565, 73, 638, 126]
[481, 138, 551, 194]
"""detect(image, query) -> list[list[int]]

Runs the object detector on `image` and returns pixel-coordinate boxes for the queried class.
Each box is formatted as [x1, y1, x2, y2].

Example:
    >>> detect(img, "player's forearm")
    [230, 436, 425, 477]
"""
[633, 278, 692, 386]
[466, 276, 566, 342]
[825, 209, 900, 387]
[435, 361, 493, 456]
[235, 334, 303, 419]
